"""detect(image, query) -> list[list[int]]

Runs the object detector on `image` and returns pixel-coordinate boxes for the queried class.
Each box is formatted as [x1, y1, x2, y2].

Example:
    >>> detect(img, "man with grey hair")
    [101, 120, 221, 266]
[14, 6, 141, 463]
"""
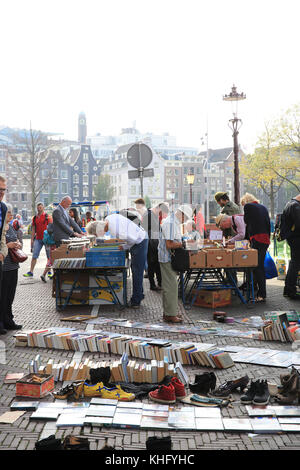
[95, 212, 148, 308]
[52, 196, 84, 245]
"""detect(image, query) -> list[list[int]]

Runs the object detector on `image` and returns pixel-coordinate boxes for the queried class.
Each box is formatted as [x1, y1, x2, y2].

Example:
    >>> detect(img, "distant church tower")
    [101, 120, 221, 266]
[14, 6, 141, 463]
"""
[78, 112, 87, 143]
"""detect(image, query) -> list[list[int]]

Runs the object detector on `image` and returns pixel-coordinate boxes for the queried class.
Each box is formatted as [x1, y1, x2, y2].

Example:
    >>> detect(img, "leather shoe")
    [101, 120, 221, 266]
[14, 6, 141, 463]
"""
[5, 323, 23, 330]
[163, 315, 183, 323]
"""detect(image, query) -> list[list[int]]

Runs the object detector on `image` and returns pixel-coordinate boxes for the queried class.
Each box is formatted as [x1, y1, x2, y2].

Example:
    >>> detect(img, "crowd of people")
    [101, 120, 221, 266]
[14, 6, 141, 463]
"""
[0, 170, 299, 332]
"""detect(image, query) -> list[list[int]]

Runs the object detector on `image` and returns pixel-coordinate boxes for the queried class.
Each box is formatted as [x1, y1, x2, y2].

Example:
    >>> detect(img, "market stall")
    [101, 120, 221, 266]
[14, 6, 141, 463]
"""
[176, 240, 258, 308]
[52, 237, 129, 311]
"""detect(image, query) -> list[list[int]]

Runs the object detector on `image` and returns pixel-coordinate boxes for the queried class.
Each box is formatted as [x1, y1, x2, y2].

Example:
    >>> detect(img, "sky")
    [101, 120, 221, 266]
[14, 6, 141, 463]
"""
[1, 0, 300, 153]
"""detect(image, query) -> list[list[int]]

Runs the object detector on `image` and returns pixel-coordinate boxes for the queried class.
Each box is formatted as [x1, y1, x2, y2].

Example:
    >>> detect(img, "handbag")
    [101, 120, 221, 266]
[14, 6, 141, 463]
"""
[170, 247, 190, 272]
[264, 251, 278, 279]
[9, 247, 28, 263]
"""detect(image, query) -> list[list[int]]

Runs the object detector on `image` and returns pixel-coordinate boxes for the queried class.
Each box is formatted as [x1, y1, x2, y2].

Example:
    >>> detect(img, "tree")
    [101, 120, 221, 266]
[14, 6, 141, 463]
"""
[240, 122, 284, 218]
[93, 174, 115, 202]
[7, 126, 55, 214]
[144, 195, 151, 208]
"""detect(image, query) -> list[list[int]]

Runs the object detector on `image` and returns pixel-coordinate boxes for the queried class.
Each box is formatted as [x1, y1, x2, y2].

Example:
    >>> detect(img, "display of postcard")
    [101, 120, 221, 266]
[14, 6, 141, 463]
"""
[112, 412, 142, 428]
[114, 407, 143, 414]
[246, 406, 277, 417]
[140, 415, 170, 429]
[10, 401, 39, 411]
[222, 418, 253, 432]
[279, 424, 300, 432]
[90, 398, 118, 406]
[83, 416, 113, 426]
[142, 403, 169, 412]
[195, 418, 224, 430]
[117, 402, 144, 409]
[278, 417, 300, 424]
[56, 414, 85, 427]
[194, 407, 222, 419]
[30, 409, 61, 420]
[250, 417, 282, 433]
[168, 412, 196, 430]
[86, 406, 116, 418]
[38, 402, 67, 408]
[273, 406, 300, 417]
[142, 410, 169, 418]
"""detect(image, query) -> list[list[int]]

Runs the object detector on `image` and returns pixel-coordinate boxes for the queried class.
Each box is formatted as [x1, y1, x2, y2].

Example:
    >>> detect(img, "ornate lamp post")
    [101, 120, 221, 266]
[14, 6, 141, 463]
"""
[186, 170, 195, 206]
[223, 84, 246, 205]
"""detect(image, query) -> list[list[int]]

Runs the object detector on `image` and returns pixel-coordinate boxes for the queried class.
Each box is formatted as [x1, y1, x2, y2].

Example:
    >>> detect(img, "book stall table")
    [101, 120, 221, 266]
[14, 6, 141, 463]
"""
[176, 244, 258, 308]
[54, 264, 128, 312]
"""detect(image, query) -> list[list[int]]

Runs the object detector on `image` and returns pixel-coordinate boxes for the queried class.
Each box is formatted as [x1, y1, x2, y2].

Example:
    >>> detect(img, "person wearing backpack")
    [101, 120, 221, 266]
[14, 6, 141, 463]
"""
[282, 194, 300, 300]
[23, 202, 49, 278]
[40, 222, 55, 283]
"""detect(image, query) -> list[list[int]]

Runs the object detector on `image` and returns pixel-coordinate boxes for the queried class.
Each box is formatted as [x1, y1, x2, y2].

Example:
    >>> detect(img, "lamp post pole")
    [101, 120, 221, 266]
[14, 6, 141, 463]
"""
[223, 84, 246, 205]
[187, 170, 195, 207]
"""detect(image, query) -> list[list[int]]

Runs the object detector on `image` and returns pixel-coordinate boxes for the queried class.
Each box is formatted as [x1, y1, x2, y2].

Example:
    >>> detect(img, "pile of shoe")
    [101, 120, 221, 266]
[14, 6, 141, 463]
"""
[275, 367, 300, 405]
[35, 434, 90, 451]
[240, 380, 270, 405]
[188, 372, 250, 399]
[148, 377, 186, 404]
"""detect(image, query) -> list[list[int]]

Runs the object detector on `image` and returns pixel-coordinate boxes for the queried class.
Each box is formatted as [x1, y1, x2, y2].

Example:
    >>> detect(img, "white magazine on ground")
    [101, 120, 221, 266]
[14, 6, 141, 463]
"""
[195, 418, 224, 430]
[222, 418, 253, 431]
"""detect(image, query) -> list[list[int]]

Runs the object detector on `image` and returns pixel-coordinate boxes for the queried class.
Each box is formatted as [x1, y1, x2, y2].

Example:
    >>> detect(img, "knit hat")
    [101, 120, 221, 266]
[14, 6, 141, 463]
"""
[214, 191, 228, 202]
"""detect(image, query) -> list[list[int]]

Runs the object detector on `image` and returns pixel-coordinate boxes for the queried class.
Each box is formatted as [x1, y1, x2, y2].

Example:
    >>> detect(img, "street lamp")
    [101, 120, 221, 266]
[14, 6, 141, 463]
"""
[186, 170, 195, 206]
[223, 84, 246, 205]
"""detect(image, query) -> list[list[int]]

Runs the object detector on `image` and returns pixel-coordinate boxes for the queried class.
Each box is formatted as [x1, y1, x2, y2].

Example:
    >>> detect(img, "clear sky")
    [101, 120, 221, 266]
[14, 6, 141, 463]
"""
[1, 0, 299, 153]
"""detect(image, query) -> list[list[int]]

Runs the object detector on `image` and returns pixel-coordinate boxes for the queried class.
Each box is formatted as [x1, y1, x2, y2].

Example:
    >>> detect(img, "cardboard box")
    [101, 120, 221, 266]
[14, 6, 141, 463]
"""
[16, 373, 54, 398]
[205, 249, 233, 268]
[52, 272, 90, 304]
[232, 249, 258, 267]
[51, 244, 87, 261]
[189, 251, 206, 268]
[192, 289, 231, 308]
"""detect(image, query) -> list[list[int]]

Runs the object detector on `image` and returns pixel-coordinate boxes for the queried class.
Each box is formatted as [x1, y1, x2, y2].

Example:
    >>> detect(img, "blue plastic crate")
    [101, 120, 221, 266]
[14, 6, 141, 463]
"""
[85, 250, 126, 267]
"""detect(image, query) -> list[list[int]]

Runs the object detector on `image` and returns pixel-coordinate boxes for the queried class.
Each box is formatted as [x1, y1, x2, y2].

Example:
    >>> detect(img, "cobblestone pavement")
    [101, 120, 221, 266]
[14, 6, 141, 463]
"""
[0, 239, 300, 451]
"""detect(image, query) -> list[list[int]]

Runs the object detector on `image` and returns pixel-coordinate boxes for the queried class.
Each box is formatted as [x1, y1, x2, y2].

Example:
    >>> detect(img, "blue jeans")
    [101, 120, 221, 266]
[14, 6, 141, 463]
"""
[32, 239, 46, 259]
[130, 237, 149, 304]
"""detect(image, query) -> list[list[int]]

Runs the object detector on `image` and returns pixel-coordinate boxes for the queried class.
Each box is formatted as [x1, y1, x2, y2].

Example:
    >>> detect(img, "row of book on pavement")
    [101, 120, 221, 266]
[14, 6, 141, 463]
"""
[27, 353, 189, 385]
[14, 327, 234, 369]
[8, 399, 300, 432]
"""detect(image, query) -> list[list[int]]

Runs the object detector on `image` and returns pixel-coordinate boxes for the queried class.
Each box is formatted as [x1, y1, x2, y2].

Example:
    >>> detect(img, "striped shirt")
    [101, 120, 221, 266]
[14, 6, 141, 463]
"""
[158, 214, 182, 263]
[3, 225, 20, 271]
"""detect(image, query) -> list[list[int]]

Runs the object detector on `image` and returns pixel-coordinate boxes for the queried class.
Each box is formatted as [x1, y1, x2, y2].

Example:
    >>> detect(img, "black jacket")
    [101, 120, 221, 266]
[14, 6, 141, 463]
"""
[0, 202, 7, 238]
[282, 198, 300, 240]
[243, 202, 270, 239]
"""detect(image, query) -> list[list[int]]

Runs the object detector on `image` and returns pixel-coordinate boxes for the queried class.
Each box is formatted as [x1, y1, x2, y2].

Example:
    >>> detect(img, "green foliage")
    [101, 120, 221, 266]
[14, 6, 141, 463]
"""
[93, 174, 115, 202]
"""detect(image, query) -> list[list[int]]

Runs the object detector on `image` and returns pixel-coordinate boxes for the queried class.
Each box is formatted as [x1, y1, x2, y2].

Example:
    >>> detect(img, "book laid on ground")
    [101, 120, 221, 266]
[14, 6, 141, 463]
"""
[250, 417, 282, 433]
[140, 415, 170, 430]
[112, 411, 142, 428]
[30, 409, 62, 420]
[10, 401, 39, 411]
[195, 418, 224, 431]
[56, 414, 85, 427]
[85, 406, 116, 418]
[4, 373, 25, 384]
[83, 416, 113, 426]
[222, 418, 254, 432]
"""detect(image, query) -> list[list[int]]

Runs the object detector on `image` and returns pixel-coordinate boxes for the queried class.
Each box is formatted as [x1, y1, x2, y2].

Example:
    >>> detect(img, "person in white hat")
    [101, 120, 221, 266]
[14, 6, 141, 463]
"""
[158, 204, 193, 323]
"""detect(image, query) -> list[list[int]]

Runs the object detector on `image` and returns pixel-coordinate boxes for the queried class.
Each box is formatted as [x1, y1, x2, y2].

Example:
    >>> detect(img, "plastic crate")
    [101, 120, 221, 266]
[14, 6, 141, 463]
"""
[86, 250, 126, 267]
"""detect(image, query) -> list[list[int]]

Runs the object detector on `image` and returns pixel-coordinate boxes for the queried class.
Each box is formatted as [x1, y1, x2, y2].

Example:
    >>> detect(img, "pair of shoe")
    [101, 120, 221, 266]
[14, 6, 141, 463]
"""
[149, 377, 186, 404]
[150, 285, 162, 291]
[210, 375, 249, 398]
[284, 288, 300, 300]
[5, 322, 22, 330]
[241, 380, 270, 405]
[163, 315, 183, 323]
[83, 381, 135, 401]
[53, 381, 84, 400]
[128, 302, 141, 309]
[189, 372, 216, 395]
[40, 275, 46, 283]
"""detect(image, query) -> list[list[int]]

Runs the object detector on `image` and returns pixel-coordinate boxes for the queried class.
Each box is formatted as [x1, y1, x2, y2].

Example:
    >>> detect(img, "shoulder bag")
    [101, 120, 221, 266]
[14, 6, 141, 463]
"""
[9, 247, 28, 263]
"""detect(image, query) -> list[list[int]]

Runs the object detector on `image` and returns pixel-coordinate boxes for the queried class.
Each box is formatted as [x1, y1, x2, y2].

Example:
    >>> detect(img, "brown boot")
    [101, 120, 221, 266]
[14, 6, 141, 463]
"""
[163, 315, 183, 323]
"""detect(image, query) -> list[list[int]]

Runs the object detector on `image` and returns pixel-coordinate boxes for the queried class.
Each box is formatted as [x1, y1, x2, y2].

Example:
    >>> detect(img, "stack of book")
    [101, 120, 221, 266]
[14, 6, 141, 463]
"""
[52, 258, 86, 269]
[259, 312, 298, 342]
[15, 328, 234, 369]
[31, 355, 189, 385]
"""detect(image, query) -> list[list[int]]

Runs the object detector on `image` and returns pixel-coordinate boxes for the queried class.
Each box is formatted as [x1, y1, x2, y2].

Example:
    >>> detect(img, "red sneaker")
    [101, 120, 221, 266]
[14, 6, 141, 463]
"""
[149, 384, 176, 404]
[171, 377, 186, 401]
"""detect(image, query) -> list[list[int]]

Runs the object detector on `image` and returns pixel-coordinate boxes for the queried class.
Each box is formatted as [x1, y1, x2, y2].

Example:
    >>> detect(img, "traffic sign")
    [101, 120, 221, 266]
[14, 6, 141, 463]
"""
[127, 142, 153, 169]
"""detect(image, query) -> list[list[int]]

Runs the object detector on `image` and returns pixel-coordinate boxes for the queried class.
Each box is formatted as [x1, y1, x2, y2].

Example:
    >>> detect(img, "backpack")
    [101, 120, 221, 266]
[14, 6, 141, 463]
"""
[32, 213, 49, 228]
[43, 223, 55, 245]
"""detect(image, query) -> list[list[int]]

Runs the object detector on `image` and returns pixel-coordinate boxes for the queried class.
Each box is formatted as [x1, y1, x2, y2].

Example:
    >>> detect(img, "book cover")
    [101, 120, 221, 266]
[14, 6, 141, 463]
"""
[4, 373, 25, 384]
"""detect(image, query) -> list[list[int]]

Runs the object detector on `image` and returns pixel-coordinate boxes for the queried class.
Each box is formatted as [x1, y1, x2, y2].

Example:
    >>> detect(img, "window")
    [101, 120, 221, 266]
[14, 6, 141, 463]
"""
[21, 193, 27, 202]
[83, 153, 89, 161]
[73, 186, 79, 197]
[0, 164, 5, 172]
[92, 174, 98, 184]
[52, 168, 58, 179]
[61, 182, 68, 193]
[61, 170, 68, 179]
[83, 175, 88, 185]
[73, 174, 79, 184]
[83, 163, 88, 173]
[52, 183, 58, 194]
[83, 186, 89, 197]
[11, 193, 18, 201]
